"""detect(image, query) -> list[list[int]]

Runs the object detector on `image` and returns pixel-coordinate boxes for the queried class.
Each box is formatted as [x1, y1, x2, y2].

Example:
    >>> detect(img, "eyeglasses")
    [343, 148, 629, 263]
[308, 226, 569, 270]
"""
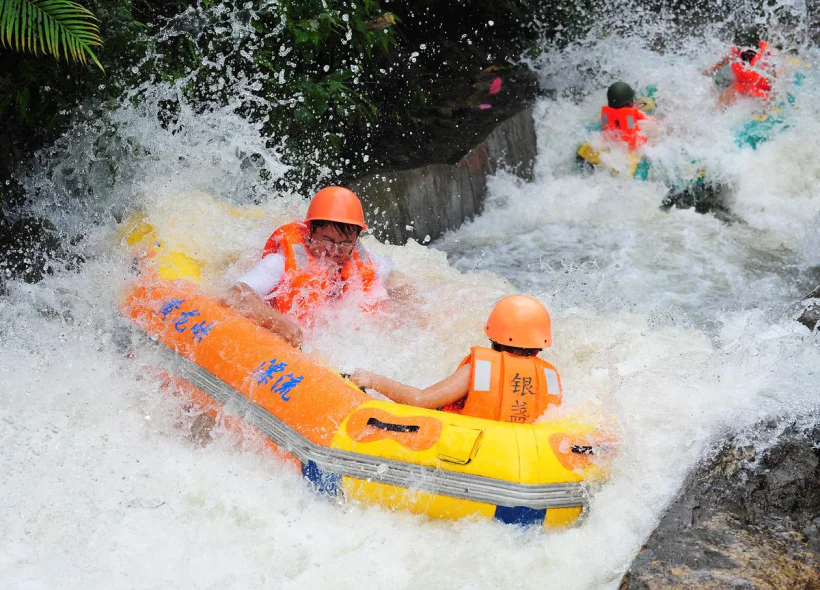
[310, 235, 357, 252]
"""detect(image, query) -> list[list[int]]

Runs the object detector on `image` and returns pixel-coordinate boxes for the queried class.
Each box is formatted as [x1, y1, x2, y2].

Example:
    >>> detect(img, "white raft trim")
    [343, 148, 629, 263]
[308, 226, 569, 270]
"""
[153, 341, 589, 510]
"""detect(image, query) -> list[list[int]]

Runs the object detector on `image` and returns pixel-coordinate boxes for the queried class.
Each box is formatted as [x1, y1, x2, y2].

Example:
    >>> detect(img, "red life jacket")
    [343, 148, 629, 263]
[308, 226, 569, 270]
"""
[441, 347, 562, 423]
[601, 106, 648, 150]
[731, 41, 772, 99]
[261, 221, 378, 322]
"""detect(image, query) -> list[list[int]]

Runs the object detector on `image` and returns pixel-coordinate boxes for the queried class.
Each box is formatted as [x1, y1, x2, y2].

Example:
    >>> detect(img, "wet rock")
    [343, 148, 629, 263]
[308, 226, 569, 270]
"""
[798, 306, 820, 331]
[621, 423, 820, 589]
[358, 64, 539, 173]
[805, 285, 820, 300]
[342, 61, 539, 244]
[660, 181, 743, 224]
[0, 216, 83, 289]
[352, 107, 537, 245]
[797, 284, 820, 331]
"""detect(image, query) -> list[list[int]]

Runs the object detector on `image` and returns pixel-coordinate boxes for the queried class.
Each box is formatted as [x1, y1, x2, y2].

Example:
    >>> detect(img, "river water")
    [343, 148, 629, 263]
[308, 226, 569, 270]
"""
[2, 19, 820, 590]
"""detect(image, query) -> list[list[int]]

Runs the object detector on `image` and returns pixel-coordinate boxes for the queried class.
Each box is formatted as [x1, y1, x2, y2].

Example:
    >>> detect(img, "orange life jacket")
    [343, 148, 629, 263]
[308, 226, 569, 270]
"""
[601, 106, 648, 150]
[261, 221, 378, 322]
[731, 41, 772, 98]
[441, 347, 562, 423]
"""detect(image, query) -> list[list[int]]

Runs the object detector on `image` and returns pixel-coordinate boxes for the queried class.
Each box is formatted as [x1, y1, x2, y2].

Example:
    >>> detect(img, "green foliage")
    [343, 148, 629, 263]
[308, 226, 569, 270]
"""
[1, 0, 599, 210]
[0, 0, 154, 209]
[150, 0, 399, 188]
[0, 0, 103, 70]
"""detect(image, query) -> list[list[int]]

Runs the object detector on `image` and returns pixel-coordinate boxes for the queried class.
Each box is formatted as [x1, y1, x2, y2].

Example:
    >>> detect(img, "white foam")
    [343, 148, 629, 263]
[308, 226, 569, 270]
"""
[2, 28, 820, 590]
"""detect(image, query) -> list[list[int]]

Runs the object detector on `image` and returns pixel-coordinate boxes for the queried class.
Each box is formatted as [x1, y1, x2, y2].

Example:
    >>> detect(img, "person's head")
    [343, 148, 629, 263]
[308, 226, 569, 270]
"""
[607, 81, 635, 109]
[304, 186, 367, 264]
[740, 48, 758, 63]
[485, 294, 552, 357]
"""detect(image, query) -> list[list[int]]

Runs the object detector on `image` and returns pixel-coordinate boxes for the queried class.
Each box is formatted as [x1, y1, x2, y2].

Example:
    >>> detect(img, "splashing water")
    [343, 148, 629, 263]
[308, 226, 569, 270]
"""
[3, 11, 820, 590]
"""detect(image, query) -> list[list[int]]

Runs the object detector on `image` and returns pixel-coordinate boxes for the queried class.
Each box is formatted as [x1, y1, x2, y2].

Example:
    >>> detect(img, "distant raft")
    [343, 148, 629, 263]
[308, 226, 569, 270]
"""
[119, 211, 616, 528]
[574, 87, 734, 219]
[575, 85, 657, 181]
[733, 56, 809, 150]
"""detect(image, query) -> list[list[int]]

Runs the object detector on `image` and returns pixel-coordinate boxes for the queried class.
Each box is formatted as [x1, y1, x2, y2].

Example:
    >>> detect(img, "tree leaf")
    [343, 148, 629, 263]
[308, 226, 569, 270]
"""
[0, 0, 104, 71]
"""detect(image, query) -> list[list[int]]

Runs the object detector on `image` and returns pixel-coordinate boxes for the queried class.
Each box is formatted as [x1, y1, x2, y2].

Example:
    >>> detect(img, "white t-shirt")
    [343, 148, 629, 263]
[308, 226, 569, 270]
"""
[238, 249, 392, 298]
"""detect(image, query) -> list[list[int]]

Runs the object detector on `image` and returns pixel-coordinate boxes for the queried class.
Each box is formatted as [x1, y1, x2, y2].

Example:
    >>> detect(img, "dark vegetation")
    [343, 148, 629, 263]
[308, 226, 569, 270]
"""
[3, 0, 804, 213]
[0, 0, 811, 287]
[1, 0, 148, 210]
[0, 0, 598, 218]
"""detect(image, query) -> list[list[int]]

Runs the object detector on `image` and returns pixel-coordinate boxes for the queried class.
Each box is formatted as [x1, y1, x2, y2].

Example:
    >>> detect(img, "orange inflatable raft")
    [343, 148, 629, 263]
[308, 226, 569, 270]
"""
[118, 210, 615, 528]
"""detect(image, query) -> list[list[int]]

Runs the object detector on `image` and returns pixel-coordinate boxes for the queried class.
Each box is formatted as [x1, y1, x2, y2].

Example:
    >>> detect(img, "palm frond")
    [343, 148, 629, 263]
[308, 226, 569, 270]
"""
[0, 0, 104, 71]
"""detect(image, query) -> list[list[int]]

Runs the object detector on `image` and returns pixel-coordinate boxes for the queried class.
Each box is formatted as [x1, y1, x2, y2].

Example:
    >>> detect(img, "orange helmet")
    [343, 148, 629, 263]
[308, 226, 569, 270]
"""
[485, 295, 552, 349]
[305, 186, 367, 229]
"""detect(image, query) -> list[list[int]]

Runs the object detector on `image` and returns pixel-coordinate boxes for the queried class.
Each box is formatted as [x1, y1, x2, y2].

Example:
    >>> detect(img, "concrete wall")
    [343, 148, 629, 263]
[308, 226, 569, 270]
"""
[351, 107, 536, 245]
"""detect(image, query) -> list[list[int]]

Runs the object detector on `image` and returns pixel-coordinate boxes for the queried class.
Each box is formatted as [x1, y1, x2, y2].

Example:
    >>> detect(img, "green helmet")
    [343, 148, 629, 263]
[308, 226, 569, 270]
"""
[733, 25, 762, 48]
[607, 81, 635, 109]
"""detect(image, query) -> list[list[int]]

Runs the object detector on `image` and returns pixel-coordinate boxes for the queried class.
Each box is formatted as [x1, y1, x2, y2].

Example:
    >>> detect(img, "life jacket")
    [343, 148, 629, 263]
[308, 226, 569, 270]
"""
[261, 221, 378, 322]
[441, 347, 562, 423]
[731, 42, 772, 99]
[601, 106, 647, 150]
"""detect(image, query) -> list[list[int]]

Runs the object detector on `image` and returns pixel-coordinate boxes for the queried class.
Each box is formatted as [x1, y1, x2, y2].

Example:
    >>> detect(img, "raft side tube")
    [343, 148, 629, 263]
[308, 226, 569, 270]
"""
[150, 342, 590, 508]
[123, 279, 607, 526]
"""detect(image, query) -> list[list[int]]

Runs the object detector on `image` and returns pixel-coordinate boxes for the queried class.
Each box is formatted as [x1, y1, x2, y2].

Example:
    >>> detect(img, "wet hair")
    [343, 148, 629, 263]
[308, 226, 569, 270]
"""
[310, 219, 362, 238]
[740, 49, 758, 63]
[491, 341, 542, 357]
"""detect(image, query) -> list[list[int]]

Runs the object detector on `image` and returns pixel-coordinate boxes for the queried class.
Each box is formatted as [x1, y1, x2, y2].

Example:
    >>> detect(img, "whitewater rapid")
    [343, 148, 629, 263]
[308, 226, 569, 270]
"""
[2, 33, 820, 590]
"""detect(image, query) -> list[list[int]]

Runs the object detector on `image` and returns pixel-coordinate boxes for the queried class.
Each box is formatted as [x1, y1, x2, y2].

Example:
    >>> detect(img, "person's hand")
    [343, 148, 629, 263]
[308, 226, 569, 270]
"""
[350, 369, 374, 390]
[270, 315, 303, 348]
[226, 284, 304, 349]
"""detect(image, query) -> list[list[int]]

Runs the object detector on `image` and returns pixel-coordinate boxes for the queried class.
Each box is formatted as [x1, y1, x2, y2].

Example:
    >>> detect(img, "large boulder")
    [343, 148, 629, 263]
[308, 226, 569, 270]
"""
[620, 423, 820, 588]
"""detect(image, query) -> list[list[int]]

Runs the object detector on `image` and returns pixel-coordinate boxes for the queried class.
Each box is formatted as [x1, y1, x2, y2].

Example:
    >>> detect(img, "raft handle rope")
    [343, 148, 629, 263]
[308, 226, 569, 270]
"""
[146, 336, 590, 510]
[366, 417, 420, 434]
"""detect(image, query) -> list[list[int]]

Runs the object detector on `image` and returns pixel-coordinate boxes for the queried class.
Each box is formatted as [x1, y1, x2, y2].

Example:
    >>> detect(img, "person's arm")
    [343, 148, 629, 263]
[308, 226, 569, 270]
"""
[639, 114, 661, 140]
[224, 283, 303, 348]
[367, 250, 414, 302]
[703, 54, 731, 75]
[350, 365, 470, 409]
[385, 270, 417, 302]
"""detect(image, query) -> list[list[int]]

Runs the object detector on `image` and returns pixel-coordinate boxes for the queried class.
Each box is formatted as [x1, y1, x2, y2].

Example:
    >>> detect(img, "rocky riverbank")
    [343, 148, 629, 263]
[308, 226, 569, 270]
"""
[620, 423, 820, 589]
